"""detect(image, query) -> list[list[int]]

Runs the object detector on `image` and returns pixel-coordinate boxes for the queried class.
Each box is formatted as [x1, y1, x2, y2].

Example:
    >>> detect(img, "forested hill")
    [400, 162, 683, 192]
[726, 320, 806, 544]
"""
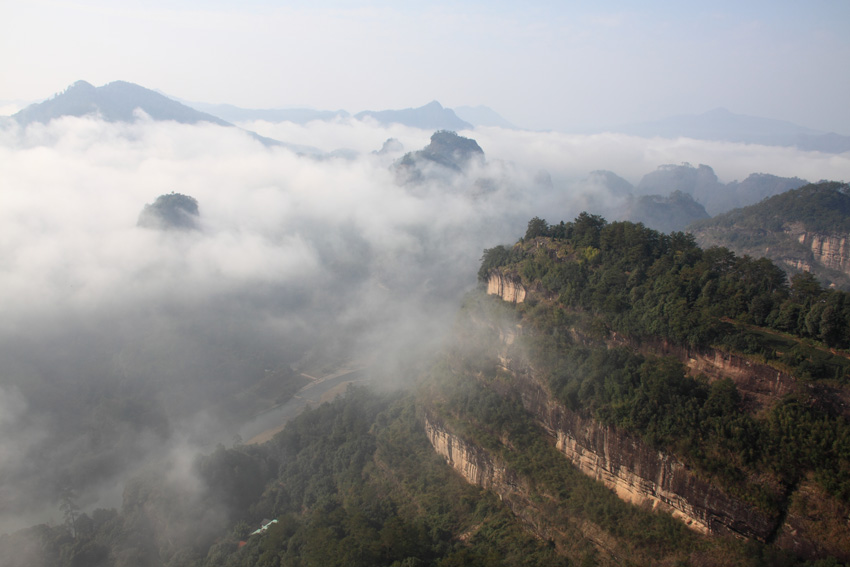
[482, 212, 850, 351]
[474, 214, 850, 560]
[691, 181, 850, 234]
[689, 181, 850, 289]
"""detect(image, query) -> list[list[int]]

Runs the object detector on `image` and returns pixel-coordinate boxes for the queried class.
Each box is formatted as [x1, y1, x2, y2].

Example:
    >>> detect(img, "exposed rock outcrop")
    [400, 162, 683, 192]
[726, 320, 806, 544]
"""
[689, 182, 850, 289]
[424, 415, 622, 562]
[465, 291, 783, 539]
[802, 232, 850, 275]
[425, 416, 523, 495]
[486, 272, 526, 303]
[491, 358, 779, 540]
[617, 335, 798, 412]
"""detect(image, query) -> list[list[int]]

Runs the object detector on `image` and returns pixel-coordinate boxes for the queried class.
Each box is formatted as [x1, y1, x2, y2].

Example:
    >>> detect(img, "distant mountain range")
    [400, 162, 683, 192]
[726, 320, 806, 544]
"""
[7, 81, 321, 153]
[12, 80, 231, 127]
[632, 163, 808, 216]
[453, 105, 514, 129]
[616, 107, 850, 153]
[185, 99, 511, 130]
[623, 191, 710, 233]
[13, 81, 845, 155]
[355, 101, 472, 130]
[8, 81, 511, 132]
[184, 103, 351, 125]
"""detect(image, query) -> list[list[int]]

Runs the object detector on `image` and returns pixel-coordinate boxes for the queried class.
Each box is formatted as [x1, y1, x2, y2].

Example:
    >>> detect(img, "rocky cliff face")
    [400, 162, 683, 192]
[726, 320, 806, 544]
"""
[693, 223, 850, 289]
[424, 417, 564, 548]
[424, 415, 624, 562]
[467, 288, 783, 539]
[425, 416, 518, 493]
[427, 286, 850, 558]
[491, 355, 779, 540]
[486, 272, 526, 303]
[800, 232, 850, 275]
[613, 334, 798, 412]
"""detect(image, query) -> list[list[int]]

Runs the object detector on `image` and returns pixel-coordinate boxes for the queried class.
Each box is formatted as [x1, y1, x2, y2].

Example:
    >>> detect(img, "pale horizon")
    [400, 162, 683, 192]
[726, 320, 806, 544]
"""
[2, 0, 849, 134]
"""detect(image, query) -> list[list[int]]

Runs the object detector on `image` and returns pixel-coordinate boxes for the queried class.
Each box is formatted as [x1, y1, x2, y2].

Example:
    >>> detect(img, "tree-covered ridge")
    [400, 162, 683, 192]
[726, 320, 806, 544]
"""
[476, 216, 850, 531]
[439, 287, 850, 561]
[482, 213, 850, 355]
[690, 181, 850, 234]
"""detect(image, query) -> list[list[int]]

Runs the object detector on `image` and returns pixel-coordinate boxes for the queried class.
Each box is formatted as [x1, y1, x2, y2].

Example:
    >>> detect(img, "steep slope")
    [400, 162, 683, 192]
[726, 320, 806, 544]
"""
[453, 105, 515, 129]
[0, 389, 581, 567]
[451, 215, 850, 561]
[690, 181, 850, 289]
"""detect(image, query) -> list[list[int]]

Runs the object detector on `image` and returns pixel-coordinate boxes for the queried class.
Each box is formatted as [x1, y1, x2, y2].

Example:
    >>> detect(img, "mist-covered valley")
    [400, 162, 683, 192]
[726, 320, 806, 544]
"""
[2, 89, 850, 563]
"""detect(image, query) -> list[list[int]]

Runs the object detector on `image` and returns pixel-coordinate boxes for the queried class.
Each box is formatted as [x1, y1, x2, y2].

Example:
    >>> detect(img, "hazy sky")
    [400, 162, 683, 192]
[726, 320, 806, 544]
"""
[2, 1, 850, 133]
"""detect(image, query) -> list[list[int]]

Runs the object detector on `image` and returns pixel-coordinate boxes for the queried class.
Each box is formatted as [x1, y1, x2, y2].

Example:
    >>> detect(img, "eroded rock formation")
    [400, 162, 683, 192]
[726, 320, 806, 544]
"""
[801, 232, 850, 275]
[495, 358, 778, 540]
[486, 272, 526, 303]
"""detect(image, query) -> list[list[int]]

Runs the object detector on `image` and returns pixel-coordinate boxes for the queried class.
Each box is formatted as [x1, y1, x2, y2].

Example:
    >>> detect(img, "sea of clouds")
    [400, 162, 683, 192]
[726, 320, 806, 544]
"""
[0, 114, 848, 533]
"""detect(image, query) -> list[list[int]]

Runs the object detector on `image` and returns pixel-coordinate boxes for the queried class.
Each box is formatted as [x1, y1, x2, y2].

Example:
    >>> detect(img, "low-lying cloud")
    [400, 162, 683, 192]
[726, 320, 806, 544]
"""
[0, 115, 848, 534]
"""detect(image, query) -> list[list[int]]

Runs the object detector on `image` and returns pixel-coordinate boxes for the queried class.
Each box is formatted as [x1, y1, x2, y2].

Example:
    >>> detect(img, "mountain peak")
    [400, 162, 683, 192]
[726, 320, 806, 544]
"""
[396, 130, 484, 180]
[13, 80, 231, 126]
[355, 101, 471, 130]
[68, 80, 96, 91]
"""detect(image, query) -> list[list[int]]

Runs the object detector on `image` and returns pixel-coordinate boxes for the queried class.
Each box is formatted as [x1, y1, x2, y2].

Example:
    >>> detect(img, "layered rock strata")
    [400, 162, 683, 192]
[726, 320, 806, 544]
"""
[424, 416, 622, 562]
[491, 361, 778, 540]
[801, 232, 850, 275]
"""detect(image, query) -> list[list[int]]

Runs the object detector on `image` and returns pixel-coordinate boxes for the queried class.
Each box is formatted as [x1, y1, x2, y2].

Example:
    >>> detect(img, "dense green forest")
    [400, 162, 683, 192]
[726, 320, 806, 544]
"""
[483, 212, 850, 356]
[477, 214, 850, 551]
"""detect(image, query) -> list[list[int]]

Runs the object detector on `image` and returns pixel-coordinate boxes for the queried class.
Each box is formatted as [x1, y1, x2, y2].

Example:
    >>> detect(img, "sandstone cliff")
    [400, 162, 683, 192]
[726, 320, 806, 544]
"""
[434, 290, 781, 540]
[489, 347, 779, 540]
[424, 415, 625, 563]
[613, 334, 798, 413]
[486, 272, 526, 303]
[798, 231, 850, 275]
[458, 285, 850, 558]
